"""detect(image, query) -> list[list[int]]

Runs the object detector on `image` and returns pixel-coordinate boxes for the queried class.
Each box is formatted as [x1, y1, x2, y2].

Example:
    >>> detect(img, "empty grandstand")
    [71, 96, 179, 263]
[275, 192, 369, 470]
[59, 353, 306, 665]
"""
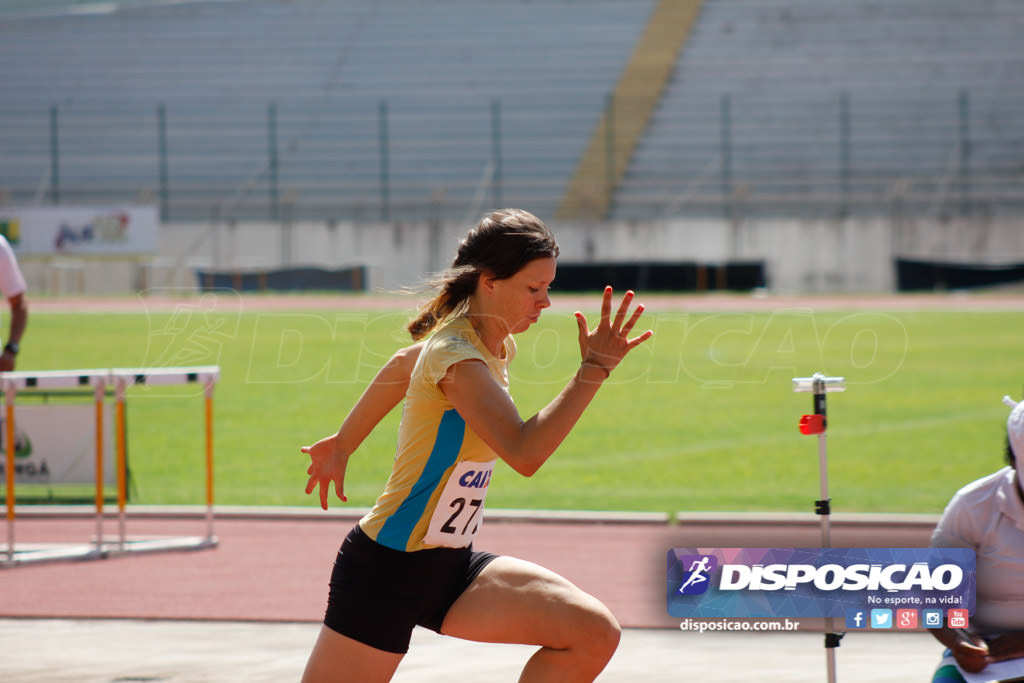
[0, 0, 654, 222]
[1, 0, 1021, 224]
[612, 0, 1024, 221]
[0, 0, 1022, 294]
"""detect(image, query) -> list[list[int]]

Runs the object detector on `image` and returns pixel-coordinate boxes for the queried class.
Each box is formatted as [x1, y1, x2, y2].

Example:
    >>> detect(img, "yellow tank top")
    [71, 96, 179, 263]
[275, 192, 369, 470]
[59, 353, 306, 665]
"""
[359, 316, 514, 551]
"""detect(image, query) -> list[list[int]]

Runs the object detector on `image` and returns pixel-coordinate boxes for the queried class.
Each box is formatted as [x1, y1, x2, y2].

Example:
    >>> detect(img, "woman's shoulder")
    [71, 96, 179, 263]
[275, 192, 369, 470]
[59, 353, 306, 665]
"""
[413, 318, 488, 385]
[424, 317, 480, 356]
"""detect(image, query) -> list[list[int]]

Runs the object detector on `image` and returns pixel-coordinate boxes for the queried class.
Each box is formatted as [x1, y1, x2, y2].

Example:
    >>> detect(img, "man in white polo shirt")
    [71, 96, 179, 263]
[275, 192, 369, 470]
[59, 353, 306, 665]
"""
[928, 395, 1024, 682]
[0, 233, 27, 372]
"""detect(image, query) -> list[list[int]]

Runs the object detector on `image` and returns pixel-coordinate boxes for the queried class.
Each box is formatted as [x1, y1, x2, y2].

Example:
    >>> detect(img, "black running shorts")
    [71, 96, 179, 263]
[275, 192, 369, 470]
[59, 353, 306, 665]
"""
[322, 524, 499, 654]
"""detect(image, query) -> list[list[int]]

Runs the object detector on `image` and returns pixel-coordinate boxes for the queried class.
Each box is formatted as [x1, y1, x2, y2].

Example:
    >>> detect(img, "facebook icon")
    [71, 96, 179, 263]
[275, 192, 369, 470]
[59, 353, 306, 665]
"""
[845, 609, 867, 629]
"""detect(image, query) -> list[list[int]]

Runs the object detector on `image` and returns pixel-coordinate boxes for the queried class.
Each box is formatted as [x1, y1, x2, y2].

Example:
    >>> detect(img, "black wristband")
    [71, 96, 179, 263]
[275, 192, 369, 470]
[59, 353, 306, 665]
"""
[4, 342, 18, 355]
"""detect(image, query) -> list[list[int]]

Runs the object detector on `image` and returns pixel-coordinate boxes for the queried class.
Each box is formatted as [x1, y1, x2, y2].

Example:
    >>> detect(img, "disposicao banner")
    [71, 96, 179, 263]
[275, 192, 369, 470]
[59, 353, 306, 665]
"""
[667, 547, 975, 623]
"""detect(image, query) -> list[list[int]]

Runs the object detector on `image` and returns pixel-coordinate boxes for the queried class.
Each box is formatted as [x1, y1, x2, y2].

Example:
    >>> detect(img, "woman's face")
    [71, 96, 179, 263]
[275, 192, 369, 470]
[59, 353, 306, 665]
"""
[488, 256, 556, 334]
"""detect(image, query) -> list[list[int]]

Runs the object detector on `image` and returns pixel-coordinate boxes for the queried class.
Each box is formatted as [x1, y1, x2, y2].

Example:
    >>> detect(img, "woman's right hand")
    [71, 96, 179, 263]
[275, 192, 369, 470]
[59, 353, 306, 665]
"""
[301, 435, 350, 510]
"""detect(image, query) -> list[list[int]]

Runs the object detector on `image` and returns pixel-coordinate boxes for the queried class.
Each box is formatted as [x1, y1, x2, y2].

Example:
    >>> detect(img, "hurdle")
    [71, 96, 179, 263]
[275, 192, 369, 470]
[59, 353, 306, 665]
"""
[2, 366, 220, 567]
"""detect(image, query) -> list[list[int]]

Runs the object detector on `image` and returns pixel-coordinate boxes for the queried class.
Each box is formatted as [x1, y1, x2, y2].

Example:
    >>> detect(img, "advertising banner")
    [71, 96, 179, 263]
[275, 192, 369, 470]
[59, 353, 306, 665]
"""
[668, 547, 975, 622]
[0, 405, 116, 486]
[0, 205, 158, 255]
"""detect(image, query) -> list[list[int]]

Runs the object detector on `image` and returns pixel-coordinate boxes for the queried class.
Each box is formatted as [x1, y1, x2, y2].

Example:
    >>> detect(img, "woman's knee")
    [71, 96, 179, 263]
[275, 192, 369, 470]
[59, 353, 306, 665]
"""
[568, 596, 621, 661]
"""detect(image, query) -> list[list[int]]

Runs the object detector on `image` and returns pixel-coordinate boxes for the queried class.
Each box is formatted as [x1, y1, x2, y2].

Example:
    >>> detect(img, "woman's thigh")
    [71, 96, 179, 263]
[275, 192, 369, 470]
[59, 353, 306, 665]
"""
[302, 625, 404, 683]
[439, 555, 619, 649]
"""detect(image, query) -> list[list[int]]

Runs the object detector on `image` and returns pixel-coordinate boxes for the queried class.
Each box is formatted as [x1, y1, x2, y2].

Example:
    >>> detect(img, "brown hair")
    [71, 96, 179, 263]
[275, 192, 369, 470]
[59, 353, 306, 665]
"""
[407, 208, 559, 340]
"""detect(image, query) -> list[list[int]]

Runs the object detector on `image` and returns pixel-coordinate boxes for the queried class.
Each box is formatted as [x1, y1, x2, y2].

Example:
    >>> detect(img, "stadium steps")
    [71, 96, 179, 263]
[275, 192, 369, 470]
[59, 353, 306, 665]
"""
[557, 0, 703, 221]
[610, 0, 1024, 220]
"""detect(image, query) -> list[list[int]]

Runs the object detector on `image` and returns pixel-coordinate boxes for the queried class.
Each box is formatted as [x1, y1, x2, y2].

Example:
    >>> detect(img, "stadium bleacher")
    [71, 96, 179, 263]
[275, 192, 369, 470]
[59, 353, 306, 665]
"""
[612, 0, 1024, 220]
[0, 0, 1021, 223]
[0, 0, 655, 222]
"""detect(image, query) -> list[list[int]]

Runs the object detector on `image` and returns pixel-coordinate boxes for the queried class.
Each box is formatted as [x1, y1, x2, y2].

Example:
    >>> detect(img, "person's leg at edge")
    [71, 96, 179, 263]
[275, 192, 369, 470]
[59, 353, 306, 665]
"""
[440, 556, 621, 683]
[931, 664, 966, 683]
[301, 625, 404, 683]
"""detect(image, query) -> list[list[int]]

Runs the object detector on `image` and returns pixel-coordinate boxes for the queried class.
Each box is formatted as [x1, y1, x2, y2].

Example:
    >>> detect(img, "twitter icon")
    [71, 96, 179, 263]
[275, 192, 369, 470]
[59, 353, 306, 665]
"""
[871, 609, 893, 629]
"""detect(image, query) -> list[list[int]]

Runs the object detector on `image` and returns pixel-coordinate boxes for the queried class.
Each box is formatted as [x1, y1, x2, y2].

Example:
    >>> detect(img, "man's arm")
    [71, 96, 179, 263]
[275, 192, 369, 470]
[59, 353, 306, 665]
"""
[1, 292, 27, 371]
[928, 627, 992, 674]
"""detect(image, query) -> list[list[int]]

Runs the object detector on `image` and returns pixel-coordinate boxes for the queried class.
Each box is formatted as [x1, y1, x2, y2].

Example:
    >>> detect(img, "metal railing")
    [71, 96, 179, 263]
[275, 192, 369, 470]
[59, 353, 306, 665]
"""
[1, 91, 1022, 223]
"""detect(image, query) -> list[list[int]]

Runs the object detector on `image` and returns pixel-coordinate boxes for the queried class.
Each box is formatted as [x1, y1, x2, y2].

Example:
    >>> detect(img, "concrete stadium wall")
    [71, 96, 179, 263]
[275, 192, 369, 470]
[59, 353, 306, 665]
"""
[18, 216, 1024, 295]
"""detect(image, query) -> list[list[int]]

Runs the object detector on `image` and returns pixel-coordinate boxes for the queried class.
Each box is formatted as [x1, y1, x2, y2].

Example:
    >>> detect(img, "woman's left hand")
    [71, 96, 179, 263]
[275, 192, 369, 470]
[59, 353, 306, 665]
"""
[574, 286, 652, 377]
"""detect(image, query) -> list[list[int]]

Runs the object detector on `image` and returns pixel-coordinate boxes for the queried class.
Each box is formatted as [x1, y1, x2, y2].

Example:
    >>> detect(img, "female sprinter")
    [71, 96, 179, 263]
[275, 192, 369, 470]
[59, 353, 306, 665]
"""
[300, 208, 652, 682]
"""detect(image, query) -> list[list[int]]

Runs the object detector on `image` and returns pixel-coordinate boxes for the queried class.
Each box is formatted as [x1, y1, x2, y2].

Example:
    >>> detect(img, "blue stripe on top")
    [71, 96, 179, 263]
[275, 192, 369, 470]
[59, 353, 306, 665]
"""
[376, 409, 466, 551]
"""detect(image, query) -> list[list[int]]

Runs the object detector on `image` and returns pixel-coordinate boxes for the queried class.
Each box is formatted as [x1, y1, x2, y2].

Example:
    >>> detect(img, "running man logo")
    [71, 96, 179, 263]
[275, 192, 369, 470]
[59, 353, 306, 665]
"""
[140, 289, 242, 381]
[676, 554, 718, 595]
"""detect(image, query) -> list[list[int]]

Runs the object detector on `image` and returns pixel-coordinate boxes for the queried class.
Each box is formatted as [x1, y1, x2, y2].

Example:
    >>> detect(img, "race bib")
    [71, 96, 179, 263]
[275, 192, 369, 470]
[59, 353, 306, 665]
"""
[424, 460, 495, 548]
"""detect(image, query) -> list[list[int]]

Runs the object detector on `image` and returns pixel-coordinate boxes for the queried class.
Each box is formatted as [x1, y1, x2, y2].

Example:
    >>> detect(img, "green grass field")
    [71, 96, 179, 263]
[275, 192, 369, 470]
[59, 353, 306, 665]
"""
[14, 295, 1023, 516]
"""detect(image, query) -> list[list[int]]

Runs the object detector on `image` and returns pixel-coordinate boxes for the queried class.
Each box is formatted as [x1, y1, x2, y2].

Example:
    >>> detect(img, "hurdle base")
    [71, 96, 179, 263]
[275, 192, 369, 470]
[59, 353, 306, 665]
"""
[1, 535, 218, 568]
[1, 542, 104, 567]
[103, 534, 219, 557]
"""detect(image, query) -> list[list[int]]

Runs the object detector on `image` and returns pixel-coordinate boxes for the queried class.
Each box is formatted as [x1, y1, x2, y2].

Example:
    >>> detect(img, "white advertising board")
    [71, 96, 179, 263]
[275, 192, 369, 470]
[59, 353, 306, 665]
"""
[0, 405, 116, 486]
[0, 205, 158, 255]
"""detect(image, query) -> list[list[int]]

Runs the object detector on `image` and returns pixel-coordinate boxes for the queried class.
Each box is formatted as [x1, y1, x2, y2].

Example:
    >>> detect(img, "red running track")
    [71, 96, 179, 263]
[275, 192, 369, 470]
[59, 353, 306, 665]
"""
[0, 511, 936, 628]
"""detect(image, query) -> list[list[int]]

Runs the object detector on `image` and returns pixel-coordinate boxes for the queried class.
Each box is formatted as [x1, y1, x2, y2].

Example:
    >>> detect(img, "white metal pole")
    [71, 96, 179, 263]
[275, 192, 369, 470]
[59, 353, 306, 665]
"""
[820, 423, 838, 683]
[794, 373, 846, 683]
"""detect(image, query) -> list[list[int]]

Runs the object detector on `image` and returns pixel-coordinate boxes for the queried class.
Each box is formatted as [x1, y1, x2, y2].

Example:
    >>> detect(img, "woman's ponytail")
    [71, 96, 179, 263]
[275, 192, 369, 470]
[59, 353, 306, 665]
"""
[406, 266, 479, 340]
[406, 208, 558, 340]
